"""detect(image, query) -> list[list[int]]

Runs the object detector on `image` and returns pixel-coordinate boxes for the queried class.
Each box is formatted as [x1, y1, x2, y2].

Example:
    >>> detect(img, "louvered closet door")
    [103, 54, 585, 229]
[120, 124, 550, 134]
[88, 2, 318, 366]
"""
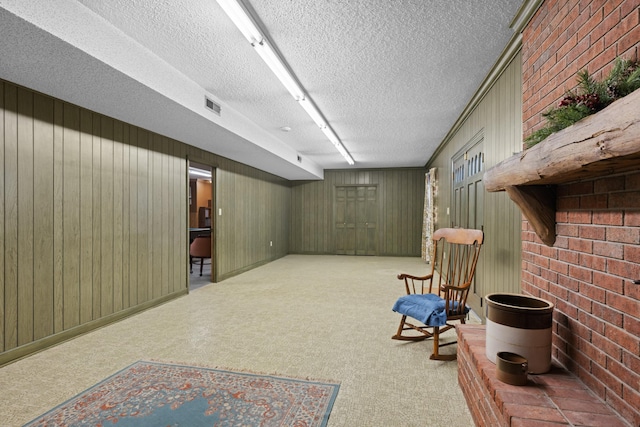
[335, 185, 377, 255]
[335, 186, 356, 255]
[355, 186, 377, 255]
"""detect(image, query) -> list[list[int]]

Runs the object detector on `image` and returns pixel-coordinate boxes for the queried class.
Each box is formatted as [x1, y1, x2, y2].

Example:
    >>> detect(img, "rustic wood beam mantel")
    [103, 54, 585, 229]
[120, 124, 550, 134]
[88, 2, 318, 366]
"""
[505, 185, 556, 246]
[483, 89, 640, 246]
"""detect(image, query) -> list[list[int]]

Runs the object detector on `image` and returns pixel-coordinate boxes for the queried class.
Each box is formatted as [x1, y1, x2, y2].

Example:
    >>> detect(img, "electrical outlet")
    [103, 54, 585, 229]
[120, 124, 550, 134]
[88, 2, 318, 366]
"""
[270, 241, 273, 247]
[218, 208, 222, 216]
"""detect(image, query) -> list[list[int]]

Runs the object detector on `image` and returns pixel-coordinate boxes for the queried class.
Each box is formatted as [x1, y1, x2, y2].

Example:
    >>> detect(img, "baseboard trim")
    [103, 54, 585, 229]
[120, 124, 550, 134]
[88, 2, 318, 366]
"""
[0, 289, 188, 368]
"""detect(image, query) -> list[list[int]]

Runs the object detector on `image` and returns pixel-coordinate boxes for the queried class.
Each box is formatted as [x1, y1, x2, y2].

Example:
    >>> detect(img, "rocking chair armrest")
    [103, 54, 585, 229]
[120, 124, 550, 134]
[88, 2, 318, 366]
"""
[397, 273, 434, 295]
[440, 282, 472, 313]
[440, 281, 472, 293]
[397, 273, 433, 281]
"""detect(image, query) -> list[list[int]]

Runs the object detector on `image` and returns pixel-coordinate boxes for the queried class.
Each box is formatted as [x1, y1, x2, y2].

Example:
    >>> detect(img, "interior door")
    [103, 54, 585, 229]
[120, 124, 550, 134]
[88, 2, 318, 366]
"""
[335, 186, 356, 255]
[355, 186, 378, 255]
[336, 185, 377, 255]
[452, 139, 484, 310]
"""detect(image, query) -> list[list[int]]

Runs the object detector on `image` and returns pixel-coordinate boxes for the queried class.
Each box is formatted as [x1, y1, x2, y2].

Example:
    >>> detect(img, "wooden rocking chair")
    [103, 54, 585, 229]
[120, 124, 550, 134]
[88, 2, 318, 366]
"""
[392, 228, 483, 360]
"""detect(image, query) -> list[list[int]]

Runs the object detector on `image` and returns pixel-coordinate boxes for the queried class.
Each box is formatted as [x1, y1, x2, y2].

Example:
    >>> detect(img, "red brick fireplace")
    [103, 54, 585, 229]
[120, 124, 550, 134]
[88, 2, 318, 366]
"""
[520, 1, 639, 424]
[521, 172, 640, 425]
[461, 1, 639, 426]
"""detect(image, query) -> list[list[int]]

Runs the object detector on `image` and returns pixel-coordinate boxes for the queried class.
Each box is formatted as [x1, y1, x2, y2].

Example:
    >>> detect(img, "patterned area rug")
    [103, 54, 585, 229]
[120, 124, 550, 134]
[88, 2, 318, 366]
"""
[24, 360, 340, 426]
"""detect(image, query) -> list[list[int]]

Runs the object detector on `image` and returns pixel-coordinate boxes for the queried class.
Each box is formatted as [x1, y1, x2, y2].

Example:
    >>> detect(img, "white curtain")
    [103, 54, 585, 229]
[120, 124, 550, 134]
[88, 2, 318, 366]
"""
[421, 168, 437, 263]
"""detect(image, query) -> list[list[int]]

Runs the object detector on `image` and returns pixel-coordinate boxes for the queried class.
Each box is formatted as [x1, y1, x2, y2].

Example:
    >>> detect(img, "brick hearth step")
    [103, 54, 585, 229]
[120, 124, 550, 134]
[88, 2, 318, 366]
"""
[457, 324, 629, 427]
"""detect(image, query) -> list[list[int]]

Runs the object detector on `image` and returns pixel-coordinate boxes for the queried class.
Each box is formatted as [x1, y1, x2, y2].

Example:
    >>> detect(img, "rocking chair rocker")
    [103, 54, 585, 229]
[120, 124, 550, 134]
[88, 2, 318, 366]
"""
[392, 227, 483, 360]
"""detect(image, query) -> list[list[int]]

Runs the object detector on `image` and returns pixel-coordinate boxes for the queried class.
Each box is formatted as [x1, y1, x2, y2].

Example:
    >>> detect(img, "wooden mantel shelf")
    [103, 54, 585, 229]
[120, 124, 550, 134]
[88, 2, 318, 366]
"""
[483, 88, 640, 246]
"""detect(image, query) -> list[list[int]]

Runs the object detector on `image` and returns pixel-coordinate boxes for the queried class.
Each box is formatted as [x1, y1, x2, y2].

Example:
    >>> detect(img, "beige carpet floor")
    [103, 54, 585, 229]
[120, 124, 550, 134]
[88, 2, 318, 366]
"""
[0, 255, 475, 426]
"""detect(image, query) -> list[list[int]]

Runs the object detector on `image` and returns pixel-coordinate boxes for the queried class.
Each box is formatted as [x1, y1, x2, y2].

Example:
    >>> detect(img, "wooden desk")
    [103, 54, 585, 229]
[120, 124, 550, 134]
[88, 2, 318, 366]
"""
[189, 228, 211, 242]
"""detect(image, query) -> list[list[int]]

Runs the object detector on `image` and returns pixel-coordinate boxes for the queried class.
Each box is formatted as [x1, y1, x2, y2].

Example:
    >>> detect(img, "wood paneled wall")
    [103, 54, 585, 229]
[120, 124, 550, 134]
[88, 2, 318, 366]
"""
[289, 168, 425, 256]
[0, 81, 187, 359]
[213, 164, 290, 280]
[426, 52, 523, 316]
[0, 80, 291, 364]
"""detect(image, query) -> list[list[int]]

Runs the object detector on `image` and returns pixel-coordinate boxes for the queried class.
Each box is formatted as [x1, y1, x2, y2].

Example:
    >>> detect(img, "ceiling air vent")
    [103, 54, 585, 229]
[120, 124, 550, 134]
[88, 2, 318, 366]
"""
[205, 96, 221, 115]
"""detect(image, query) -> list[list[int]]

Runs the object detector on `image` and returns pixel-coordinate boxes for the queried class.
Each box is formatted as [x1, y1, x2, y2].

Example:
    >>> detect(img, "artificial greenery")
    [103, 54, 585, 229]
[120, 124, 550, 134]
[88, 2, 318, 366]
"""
[524, 57, 640, 148]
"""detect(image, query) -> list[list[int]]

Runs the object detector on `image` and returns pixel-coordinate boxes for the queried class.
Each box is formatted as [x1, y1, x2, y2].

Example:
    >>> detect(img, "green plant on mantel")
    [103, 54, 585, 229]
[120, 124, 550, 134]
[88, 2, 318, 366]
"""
[524, 57, 640, 149]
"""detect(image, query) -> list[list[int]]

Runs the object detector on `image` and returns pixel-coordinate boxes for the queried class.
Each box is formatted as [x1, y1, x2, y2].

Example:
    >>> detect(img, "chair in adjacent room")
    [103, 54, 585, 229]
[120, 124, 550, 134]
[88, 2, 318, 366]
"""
[392, 227, 484, 360]
[190, 235, 211, 276]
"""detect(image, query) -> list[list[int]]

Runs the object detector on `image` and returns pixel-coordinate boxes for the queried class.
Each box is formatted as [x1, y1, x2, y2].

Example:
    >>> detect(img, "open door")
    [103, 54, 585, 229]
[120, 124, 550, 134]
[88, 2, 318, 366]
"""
[188, 161, 214, 290]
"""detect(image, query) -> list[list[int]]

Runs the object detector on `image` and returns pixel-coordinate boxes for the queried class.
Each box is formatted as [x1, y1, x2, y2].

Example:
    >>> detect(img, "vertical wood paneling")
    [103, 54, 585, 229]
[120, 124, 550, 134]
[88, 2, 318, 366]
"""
[1, 78, 291, 364]
[290, 169, 425, 256]
[112, 121, 123, 313]
[17, 88, 34, 346]
[151, 141, 162, 299]
[137, 129, 149, 304]
[79, 109, 93, 324]
[0, 83, 4, 352]
[91, 114, 101, 319]
[216, 169, 227, 274]
[121, 125, 130, 308]
[63, 103, 81, 329]
[176, 155, 183, 291]
[172, 152, 184, 292]
[207, 162, 290, 280]
[161, 140, 169, 296]
[100, 116, 114, 316]
[128, 127, 139, 307]
[33, 93, 54, 341]
[392, 171, 401, 253]
[4, 83, 18, 350]
[426, 52, 523, 317]
[52, 99, 64, 333]
[228, 168, 235, 268]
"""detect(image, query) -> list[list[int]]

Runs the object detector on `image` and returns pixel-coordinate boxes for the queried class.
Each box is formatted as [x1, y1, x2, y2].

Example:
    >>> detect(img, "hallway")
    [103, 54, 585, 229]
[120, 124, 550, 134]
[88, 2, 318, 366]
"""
[0, 255, 474, 426]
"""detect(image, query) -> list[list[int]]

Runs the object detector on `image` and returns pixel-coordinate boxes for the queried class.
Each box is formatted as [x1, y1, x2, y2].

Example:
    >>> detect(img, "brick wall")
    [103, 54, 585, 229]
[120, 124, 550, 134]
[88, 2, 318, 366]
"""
[521, 1, 640, 425]
[521, 172, 640, 424]
[522, 0, 640, 138]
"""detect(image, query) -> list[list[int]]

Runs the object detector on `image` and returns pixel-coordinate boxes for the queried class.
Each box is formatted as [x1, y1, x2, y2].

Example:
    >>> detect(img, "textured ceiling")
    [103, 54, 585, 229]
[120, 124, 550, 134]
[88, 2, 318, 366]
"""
[0, 0, 523, 180]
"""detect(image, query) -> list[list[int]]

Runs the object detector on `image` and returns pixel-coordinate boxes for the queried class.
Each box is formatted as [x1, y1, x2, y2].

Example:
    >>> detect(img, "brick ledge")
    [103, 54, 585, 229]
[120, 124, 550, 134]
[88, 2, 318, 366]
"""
[457, 324, 630, 427]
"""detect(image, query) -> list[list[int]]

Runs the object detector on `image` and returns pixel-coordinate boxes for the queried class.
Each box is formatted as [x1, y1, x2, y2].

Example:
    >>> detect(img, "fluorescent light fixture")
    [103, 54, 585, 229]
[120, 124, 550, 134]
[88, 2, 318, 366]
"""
[253, 40, 304, 101]
[321, 126, 340, 146]
[216, 0, 262, 44]
[217, 0, 355, 165]
[189, 167, 212, 178]
[298, 97, 326, 129]
[321, 126, 354, 165]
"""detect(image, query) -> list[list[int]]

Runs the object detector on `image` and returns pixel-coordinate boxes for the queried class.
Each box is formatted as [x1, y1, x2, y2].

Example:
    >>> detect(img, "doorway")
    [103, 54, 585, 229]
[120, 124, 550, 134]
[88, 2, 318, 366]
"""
[334, 185, 378, 255]
[188, 161, 214, 290]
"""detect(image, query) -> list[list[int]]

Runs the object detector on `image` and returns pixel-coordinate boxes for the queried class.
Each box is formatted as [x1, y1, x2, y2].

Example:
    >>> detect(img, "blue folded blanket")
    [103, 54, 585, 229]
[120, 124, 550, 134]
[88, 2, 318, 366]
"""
[392, 293, 468, 327]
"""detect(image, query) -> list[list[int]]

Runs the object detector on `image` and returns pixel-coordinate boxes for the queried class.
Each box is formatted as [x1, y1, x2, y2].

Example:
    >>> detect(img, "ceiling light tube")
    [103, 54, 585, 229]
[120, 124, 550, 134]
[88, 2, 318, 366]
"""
[337, 144, 349, 158]
[321, 126, 340, 146]
[321, 126, 354, 165]
[189, 168, 212, 178]
[253, 40, 305, 101]
[298, 97, 326, 128]
[218, 0, 354, 166]
[340, 149, 355, 165]
[216, 0, 263, 44]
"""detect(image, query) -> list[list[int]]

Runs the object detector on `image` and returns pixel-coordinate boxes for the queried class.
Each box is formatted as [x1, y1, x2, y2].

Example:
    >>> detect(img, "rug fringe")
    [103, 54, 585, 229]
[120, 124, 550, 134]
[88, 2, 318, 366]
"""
[145, 359, 341, 385]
